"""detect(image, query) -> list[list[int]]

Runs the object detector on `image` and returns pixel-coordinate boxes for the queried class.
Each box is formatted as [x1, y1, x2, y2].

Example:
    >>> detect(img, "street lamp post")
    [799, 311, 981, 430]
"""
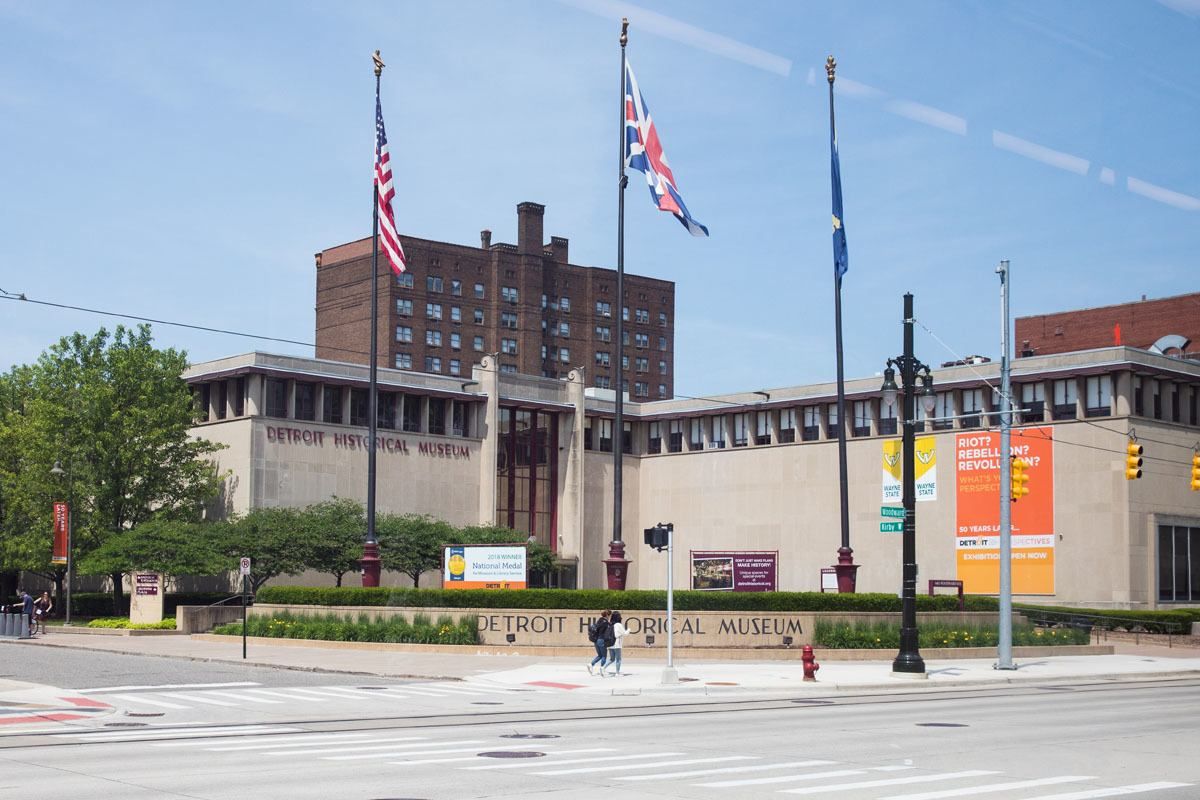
[880, 293, 935, 677]
[49, 460, 73, 626]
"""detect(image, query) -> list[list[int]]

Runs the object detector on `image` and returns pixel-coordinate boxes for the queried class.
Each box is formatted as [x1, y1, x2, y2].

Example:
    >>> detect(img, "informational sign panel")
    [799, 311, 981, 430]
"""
[239, 557, 251, 576]
[882, 436, 938, 502]
[690, 551, 778, 592]
[955, 427, 1055, 594]
[51, 502, 69, 565]
[442, 545, 527, 590]
[130, 572, 164, 624]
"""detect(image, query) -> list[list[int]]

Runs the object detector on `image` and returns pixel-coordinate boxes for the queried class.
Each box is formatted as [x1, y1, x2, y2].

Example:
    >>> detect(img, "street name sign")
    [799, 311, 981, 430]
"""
[879, 521, 903, 532]
[881, 507, 905, 518]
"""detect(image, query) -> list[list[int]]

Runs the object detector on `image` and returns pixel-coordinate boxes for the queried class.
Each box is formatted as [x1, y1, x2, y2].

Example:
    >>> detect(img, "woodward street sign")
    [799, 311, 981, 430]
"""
[881, 507, 905, 518]
[880, 521, 904, 532]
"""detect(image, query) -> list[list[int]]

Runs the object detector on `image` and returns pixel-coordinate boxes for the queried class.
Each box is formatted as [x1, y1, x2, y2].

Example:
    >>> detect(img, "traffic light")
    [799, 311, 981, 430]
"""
[1190, 452, 1200, 492]
[1010, 457, 1030, 502]
[1125, 442, 1143, 480]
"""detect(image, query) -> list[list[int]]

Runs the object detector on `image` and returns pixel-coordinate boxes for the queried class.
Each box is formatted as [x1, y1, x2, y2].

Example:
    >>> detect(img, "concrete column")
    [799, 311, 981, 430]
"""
[206, 383, 220, 422]
[475, 356, 501, 525]
[245, 374, 263, 417]
[340, 386, 351, 425]
[314, 382, 325, 423]
[286, 380, 297, 420]
[557, 368, 587, 562]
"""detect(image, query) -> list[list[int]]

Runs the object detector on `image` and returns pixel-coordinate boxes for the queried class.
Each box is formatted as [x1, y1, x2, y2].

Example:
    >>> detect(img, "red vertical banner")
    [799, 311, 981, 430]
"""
[52, 502, 69, 564]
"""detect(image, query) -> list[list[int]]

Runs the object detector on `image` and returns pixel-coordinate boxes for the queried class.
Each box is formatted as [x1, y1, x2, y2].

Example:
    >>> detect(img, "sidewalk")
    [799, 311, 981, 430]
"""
[11, 629, 1200, 696]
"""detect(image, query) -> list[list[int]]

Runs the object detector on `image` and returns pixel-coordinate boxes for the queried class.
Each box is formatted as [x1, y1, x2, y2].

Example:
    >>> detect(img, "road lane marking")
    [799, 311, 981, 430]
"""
[883, 775, 1097, 799]
[266, 737, 469, 757]
[106, 694, 190, 709]
[619, 759, 837, 781]
[238, 689, 338, 702]
[168, 692, 240, 707]
[392, 748, 613, 767]
[153, 733, 376, 749]
[533, 755, 755, 776]
[205, 691, 284, 704]
[462, 751, 676, 771]
[1019, 783, 1194, 800]
[331, 743, 557, 760]
[56, 725, 301, 741]
[80, 682, 261, 693]
[780, 770, 999, 795]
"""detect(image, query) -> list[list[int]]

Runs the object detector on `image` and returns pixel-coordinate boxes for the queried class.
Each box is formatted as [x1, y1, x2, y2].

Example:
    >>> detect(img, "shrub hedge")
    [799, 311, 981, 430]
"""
[814, 620, 1091, 649]
[213, 611, 477, 645]
[255, 586, 999, 613]
[69, 592, 238, 617]
[1014, 604, 1193, 635]
[86, 617, 178, 630]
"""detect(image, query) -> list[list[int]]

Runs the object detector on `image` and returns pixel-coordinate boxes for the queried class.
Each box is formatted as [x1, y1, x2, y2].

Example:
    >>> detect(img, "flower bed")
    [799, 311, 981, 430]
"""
[86, 617, 178, 630]
[814, 620, 1090, 649]
[213, 610, 477, 645]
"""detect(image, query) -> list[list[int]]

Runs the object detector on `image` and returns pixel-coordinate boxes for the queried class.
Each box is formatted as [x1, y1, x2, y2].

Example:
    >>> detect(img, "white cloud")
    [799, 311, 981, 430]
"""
[991, 130, 1090, 176]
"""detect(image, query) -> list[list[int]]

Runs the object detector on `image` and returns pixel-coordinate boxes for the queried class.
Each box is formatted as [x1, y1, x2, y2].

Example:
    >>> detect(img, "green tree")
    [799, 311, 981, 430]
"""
[219, 508, 309, 593]
[295, 498, 365, 587]
[377, 514, 454, 587]
[459, 524, 556, 584]
[0, 326, 223, 612]
[77, 519, 226, 586]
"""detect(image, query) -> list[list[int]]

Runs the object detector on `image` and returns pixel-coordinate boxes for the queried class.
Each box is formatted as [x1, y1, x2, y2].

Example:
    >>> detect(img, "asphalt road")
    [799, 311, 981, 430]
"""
[2, 649, 1196, 800]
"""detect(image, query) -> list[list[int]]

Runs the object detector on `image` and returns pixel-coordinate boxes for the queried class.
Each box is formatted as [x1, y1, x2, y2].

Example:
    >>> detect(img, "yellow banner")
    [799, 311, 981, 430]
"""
[882, 436, 937, 502]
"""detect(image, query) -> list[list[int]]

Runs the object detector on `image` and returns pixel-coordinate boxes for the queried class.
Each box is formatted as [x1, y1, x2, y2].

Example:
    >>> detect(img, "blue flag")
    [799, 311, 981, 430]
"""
[831, 122, 848, 279]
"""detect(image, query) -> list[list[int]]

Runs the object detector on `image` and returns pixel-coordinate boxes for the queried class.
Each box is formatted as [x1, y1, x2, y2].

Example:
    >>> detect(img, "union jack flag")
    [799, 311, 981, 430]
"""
[624, 60, 709, 237]
[375, 89, 406, 275]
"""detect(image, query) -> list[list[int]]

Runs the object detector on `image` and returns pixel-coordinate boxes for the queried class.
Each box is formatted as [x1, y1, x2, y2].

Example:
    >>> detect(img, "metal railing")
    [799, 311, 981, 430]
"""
[1022, 609, 1188, 647]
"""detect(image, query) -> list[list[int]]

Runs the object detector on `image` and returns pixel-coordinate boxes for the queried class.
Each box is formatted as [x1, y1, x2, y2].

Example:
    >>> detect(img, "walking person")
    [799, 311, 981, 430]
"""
[605, 611, 627, 676]
[19, 588, 35, 628]
[33, 591, 53, 633]
[586, 610, 611, 675]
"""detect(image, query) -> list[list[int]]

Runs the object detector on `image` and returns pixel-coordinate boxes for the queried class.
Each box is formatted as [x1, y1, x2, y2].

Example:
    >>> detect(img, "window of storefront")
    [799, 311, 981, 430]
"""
[852, 400, 871, 437]
[647, 422, 662, 454]
[879, 401, 897, 436]
[802, 406, 820, 441]
[265, 379, 288, 419]
[496, 408, 559, 549]
[668, 420, 683, 452]
[322, 386, 341, 424]
[401, 394, 421, 433]
[1052, 379, 1077, 421]
[1021, 382, 1046, 422]
[349, 388, 368, 427]
[1085, 375, 1112, 417]
[1159, 524, 1200, 603]
[779, 408, 796, 443]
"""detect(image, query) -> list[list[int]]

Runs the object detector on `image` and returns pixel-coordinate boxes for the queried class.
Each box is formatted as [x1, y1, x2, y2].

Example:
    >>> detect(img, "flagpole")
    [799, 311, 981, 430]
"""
[828, 55, 857, 593]
[361, 50, 385, 588]
[604, 18, 631, 591]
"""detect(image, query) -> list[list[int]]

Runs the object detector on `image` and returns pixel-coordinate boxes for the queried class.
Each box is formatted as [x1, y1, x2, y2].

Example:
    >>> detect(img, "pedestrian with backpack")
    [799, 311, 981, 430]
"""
[586, 609, 611, 675]
[605, 610, 627, 676]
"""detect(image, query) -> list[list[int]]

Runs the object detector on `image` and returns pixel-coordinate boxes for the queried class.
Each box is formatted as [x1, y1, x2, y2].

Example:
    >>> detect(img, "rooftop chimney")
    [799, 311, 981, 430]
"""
[517, 202, 545, 256]
[549, 236, 569, 263]
[480, 229, 492, 249]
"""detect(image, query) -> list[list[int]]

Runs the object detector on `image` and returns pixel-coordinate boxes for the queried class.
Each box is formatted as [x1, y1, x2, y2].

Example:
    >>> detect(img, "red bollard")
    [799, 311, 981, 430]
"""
[802, 644, 820, 682]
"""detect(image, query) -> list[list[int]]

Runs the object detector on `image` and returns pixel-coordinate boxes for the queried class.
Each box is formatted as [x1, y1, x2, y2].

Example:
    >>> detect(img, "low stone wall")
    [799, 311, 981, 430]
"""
[176, 604, 247, 634]
[251, 605, 1020, 649]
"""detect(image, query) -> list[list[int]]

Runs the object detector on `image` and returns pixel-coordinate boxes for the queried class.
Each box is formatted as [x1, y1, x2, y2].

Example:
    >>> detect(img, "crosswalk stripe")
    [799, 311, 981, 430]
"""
[393, 748, 613, 767]
[238, 689, 335, 702]
[169, 692, 240, 707]
[780, 770, 999, 796]
[385, 687, 453, 697]
[462, 751, 674, 771]
[80, 682, 261, 694]
[55, 725, 300, 741]
[1018, 783, 1193, 800]
[619, 759, 837, 782]
[259, 736, 430, 756]
[108, 693, 190, 710]
[331, 743, 555, 761]
[153, 733, 375, 749]
[883, 775, 1097, 799]
[205, 691, 284, 704]
[533, 755, 755, 777]
[698, 769, 869, 788]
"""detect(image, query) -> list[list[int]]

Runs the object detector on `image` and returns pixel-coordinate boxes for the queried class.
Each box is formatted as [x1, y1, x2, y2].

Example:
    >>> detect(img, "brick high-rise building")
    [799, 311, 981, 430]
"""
[315, 202, 676, 399]
[1015, 292, 1200, 360]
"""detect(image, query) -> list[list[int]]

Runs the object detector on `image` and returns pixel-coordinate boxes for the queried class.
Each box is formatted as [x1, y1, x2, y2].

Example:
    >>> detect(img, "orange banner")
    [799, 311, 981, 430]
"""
[52, 502, 69, 565]
[954, 427, 1054, 594]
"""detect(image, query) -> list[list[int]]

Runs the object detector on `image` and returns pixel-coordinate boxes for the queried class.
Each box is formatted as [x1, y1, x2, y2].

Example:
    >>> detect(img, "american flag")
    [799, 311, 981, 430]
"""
[624, 60, 708, 237]
[375, 90, 406, 275]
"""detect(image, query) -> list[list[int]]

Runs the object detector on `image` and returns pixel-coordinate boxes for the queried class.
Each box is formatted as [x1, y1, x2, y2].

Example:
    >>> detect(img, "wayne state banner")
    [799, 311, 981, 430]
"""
[881, 436, 937, 502]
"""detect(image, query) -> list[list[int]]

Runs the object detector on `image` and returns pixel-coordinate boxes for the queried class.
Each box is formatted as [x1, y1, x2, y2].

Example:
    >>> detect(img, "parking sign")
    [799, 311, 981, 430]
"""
[239, 557, 251, 576]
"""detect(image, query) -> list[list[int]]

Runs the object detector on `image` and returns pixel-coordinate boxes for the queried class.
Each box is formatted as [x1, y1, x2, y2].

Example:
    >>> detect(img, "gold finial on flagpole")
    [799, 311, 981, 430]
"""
[826, 55, 836, 85]
[373, 50, 386, 78]
[620, 17, 629, 47]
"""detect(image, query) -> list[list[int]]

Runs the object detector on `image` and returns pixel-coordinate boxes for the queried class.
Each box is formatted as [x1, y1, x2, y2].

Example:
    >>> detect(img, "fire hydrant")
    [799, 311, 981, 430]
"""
[802, 644, 820, 682]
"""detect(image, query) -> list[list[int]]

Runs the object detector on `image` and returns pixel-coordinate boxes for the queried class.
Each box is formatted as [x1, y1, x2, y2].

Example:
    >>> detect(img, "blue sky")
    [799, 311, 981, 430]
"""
[1, 0, 1197, 398]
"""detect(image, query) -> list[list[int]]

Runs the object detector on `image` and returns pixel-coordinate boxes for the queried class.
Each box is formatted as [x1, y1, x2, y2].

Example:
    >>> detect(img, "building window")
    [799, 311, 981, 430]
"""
[710, 416, 726, 448]
[622, 330, 630, 346]
[779, 408, 797, 443]
[879, 402, 897, 436]
[634, 381, 648, 397]
[427, 276, 443, 293]
[450, 306, 462, 323]
[396, 299, 413, 317]
[622, 306, 630, 322]
[1052, 379, 1077, 421]
[449, 332, 461, 350]
[559, 348, 570, 364]
[377, 391, 397, 430]
[658, 384, 666, 398]
[802, 406, 820, 441]
[500, 364, 517, 374]
[295, 382, 316, 421]
[1159, 524, 1200, 603]
[689, 418, 704, 450]
[1085, 375, 1112, 417]
[598, 418, 613, 452]
[648, 422, 662, 454]
[401, 395, 421, 432]
[635, 357, 648, 373]
[501, 338, 518, 355]
[658, 336, 668, 351]
[395, 325, 413, 343]
[596, 301, 611, 317]
[396, 273, 414, 289]
[449, 359, 462, 377]
[501, 311, 518, 329]
[425, 356, 442, 373]
[265, 379, 288, 419]
[426, 329, 442, 347]
[595, 376, 610, 389]
[473, 308, 484, 325]
[1133, 376, 1143, 416]
[852, 400, 871, 437]
[1021, 382, 1045, 422]
[561, 297, 571, 312]
[426, 303, 442, 320]
[659, 311, 668, 326]
[932, 393, 954, 430]
[668, 420, 683, 452]
[501, 286, 519, 303]
[349, 388, 368, 427]
[635, 333, 649, 349]
[450, 279, 462, 296]
[394, 353, 412, 370]
[428, 398, 446, 435]
[452, 402, 470, 437]
[827, 403, 840, 433]
[322, 385, 341, 423]
[1152, 380, 1162, 420]
[636, 308, 650, 324]
[658, 360, 668, 376]
[596, 325, 611, 342]
[622, 355, 630, 371]
[559, 322, 570, 338]
[1191, 387, 1198, 426]
[474, 282, 485, 299]
[732, 413, 748, 447]
[233, 377, 246, 417]
[961, 389, 983, 429]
